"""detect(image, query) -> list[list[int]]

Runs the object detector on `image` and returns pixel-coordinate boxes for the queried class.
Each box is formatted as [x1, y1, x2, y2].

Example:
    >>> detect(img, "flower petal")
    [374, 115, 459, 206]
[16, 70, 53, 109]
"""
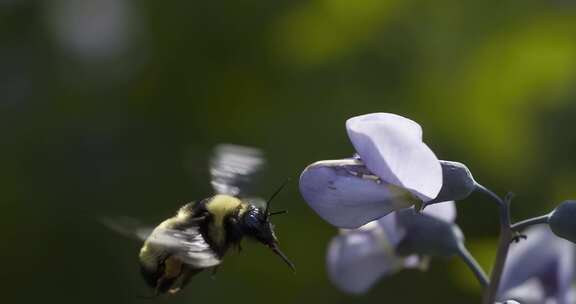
[299, 159, 414, 228]
[346, 113, 442, 201]
[396, 207, 463, 257]
[422, 201, 456, 223]
[549, 200, 576, 244]
[502, 279, 546, 304]
[499, 225, 575, 302]
[428, 161, 476, 204]
[374, 210, 406, 245]
[327, 216, 404, 294]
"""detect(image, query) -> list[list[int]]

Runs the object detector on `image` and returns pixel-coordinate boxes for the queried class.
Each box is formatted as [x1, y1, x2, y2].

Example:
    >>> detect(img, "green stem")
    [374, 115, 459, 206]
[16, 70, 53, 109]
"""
[457, 244, 489, 288]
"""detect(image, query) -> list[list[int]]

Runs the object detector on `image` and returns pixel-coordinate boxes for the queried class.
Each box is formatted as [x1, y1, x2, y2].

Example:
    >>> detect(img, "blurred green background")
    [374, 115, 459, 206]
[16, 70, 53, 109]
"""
[3, 0, 576, 303]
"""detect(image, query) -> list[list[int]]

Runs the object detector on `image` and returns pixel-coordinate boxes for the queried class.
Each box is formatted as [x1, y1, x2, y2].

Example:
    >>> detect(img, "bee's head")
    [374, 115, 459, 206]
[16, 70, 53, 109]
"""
[242, 205, 277, 244]
[241, 205, 295, 271]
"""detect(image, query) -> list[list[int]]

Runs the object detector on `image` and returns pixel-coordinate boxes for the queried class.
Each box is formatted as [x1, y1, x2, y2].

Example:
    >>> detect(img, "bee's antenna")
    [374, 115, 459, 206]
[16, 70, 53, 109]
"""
[264, 179, 291, 219]
[269, 210, 288, 216]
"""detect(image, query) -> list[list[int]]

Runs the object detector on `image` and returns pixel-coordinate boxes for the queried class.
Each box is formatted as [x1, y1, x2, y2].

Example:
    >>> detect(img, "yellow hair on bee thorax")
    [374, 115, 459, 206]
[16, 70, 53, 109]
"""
[205, 194, 246, 245]
[205, 194, 244, 225]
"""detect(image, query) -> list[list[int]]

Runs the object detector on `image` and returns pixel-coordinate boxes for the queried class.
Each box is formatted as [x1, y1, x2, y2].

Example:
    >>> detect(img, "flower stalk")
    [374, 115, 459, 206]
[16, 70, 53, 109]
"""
[510, 214, 550, 231]
[457, 244, 489, 288]
[477, 185, 514, 304]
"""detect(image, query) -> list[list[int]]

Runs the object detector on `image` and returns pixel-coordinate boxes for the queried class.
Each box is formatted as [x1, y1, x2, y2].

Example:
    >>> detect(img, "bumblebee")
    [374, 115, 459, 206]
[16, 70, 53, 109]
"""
[105, 145, 294, 296]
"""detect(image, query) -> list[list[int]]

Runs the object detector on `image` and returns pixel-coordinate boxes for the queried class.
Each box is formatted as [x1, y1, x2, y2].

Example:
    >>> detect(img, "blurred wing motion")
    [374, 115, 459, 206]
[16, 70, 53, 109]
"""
[101, 217, 221, 268]
[100, 216, 153, 241]
[210, 144, 266, 196]
[148, 227, 221, 268]
[242, 196, 267, 210]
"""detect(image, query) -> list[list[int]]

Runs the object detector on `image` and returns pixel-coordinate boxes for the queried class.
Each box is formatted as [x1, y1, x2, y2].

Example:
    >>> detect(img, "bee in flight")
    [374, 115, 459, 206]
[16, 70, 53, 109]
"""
[104, 144, 294, 296]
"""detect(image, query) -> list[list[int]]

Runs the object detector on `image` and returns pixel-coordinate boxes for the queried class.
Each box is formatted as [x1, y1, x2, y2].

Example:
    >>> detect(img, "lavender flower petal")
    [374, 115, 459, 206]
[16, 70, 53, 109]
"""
[498, 225, 575, 303]
[422, 200, 456, 223]
[299, 159, 414, 228]
[346, 113, 442, 201]
[326, 216, 405, 294]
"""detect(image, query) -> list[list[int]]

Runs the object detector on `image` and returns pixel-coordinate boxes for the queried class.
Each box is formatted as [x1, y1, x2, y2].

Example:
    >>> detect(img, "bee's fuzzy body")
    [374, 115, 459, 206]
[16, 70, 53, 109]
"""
[105, 144, 292, 296]
[199, 195, 250, 255]
[138, 194, 275, 295]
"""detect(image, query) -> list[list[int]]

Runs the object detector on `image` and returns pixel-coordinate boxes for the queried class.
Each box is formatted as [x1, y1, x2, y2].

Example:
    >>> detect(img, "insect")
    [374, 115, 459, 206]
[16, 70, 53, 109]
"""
[103, 144, 294, 296]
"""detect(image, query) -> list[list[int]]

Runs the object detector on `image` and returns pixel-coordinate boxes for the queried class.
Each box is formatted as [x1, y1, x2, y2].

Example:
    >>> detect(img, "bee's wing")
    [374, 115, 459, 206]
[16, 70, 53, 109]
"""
[151, 227, 221, 268]
[101, 217, 221, 268]
[242, 196, 267, 209]
[100, 216, 153, 241]
[210, 144, 266, 197]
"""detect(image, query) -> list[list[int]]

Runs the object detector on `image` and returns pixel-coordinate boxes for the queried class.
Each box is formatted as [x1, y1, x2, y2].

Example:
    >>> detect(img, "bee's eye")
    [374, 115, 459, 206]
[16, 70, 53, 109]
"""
[243, 207, 267, 231]
[245, 213, 260, 228]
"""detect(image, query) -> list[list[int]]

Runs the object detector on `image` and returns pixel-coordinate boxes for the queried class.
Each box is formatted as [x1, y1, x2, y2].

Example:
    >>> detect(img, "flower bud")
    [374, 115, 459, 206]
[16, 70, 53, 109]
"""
[429, 161, 476, 204]
[549, 200, 576, 243]
[395, 208, 464, 257]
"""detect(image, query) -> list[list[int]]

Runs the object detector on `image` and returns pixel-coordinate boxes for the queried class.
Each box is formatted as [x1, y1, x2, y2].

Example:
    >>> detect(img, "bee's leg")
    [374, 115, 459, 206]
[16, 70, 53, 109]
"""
[178, 267, 202, 290]
[210, 266, 220, 280]
[237, 242, 243, 253]
[154, 277, 166, 296]
[168, 269, 186, 294]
